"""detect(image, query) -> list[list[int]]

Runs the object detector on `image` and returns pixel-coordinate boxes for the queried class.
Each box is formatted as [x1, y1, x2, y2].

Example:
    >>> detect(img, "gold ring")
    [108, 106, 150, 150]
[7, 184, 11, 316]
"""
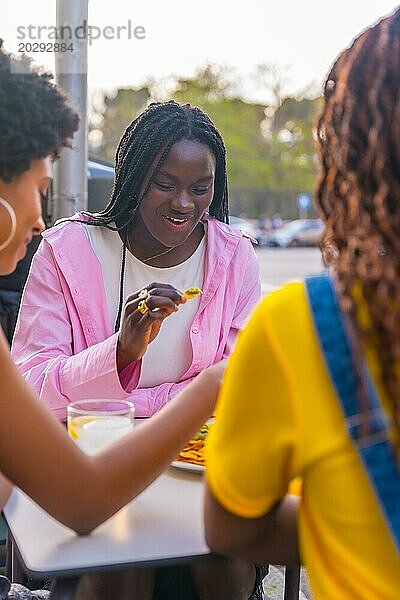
[138, 288, 150, 300]
[138, 300, 150, 315]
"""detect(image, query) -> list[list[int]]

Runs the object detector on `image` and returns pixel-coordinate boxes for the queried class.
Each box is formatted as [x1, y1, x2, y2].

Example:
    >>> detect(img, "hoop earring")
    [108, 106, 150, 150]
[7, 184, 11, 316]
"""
[0, 198, 17, 252]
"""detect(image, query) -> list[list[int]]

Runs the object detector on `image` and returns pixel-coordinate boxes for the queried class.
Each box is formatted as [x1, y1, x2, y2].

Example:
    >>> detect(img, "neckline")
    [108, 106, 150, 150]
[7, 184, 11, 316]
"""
[126, 233, 206, 270]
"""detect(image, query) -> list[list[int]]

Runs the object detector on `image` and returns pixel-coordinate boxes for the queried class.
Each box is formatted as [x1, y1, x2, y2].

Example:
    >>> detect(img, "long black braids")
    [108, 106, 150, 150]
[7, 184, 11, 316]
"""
[60, 100, 230, 331]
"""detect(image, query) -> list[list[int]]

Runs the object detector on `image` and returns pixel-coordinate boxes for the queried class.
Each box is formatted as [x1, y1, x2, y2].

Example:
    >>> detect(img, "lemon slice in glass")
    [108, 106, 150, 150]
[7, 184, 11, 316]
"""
[68, 416, 96, 441]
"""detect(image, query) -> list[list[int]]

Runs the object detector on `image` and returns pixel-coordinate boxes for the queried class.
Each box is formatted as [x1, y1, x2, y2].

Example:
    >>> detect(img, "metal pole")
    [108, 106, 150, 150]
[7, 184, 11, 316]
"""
[53, 0, 89, 221]
[284, 565, 301, 600]
[50, 576, 81, 599]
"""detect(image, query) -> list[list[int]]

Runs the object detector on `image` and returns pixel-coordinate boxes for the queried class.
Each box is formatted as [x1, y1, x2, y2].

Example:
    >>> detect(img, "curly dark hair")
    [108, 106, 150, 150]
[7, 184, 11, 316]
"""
[315, 8, 400, 434]
[0, 47, 79, 181]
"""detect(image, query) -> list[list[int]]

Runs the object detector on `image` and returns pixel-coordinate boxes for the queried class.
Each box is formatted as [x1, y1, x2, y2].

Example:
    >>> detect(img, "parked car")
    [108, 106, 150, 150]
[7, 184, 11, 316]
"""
[87, 156, 114, 212]
[268, 219, 324, 248]
[229, 216, 261, 245]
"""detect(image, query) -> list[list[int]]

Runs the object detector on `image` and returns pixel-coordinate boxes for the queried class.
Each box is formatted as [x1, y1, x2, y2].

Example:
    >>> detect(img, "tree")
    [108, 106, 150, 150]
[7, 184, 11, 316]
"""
[173, 63, 234, 104]
[173, 65, 272, 189]
[91, 63, 322, 218]
[90, 87, 150, 161]
[253, 62, 288, 109]
[268, 96, 321, 193]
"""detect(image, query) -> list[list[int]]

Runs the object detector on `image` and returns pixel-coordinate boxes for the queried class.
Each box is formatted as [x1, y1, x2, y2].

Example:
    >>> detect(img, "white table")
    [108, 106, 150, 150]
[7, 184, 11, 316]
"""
[3, 466, 210, 598]
[4, 466, 301, 600]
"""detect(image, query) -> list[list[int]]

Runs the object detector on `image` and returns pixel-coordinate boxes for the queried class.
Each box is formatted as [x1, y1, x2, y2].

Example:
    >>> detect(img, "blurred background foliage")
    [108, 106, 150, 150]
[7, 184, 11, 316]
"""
[89, 64, 322, 219]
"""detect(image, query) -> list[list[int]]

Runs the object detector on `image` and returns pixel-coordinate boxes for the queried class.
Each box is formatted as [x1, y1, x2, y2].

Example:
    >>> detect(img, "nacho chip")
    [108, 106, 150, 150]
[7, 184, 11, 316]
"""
[183, 287, 203, 300]
[176, 423, 211, 466]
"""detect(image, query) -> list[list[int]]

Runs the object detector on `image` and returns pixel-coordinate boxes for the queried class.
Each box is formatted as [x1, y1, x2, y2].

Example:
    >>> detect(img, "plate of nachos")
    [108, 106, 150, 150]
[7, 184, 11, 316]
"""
[171, 422, 212, 474]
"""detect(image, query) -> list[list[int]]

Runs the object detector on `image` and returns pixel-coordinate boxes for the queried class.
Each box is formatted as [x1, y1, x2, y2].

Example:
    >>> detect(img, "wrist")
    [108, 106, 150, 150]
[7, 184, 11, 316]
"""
[195, 370, 221, 412]
[116, 339, 135, 372]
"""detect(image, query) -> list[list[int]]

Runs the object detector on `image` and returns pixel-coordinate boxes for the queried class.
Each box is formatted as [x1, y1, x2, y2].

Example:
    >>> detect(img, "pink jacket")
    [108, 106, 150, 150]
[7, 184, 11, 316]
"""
[12, 214, 261, 419]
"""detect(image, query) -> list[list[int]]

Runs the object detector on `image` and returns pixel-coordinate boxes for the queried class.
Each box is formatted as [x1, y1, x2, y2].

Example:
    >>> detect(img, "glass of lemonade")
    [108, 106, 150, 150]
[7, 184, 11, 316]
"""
[67, 400, 135, 455]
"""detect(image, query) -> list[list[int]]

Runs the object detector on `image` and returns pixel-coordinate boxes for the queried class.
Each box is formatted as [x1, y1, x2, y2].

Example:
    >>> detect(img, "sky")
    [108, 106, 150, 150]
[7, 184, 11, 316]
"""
[1, 0, 399, 104]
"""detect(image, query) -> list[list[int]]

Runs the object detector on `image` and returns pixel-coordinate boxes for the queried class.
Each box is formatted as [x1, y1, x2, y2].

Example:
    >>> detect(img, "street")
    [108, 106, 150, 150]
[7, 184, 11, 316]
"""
[255, 246, 324, 294]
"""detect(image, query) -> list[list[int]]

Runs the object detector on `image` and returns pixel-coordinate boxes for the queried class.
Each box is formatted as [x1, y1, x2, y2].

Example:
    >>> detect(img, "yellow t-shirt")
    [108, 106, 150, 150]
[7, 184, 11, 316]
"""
[206, 281, 400, 600]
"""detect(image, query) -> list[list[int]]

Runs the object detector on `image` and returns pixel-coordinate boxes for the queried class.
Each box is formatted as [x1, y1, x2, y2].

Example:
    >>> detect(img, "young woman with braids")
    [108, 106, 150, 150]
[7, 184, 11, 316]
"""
[204, 8, 400, 600]
[13, 100, 260, 421]
[12, 100, 265, 599]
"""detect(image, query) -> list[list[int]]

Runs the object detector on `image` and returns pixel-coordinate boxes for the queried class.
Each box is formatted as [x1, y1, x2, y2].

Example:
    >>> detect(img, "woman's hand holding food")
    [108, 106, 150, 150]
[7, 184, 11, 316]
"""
[117, 282, 187, 370]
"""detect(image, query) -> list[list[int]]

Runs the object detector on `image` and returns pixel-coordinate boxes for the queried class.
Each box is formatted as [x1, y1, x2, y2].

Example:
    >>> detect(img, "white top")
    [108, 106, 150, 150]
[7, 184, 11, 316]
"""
[4, 469, 208, 575]
[84, 224, 206, 387]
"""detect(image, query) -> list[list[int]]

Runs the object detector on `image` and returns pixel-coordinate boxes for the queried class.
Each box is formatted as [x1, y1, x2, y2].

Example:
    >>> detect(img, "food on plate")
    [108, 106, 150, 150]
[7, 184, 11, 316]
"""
[176, 422, 212, 466]
[182, 287, 203, 300]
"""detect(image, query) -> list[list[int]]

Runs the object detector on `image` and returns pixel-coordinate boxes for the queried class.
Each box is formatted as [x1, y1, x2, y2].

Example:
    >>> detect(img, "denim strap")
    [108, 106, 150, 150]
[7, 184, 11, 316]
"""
[305, 274, 400, 553]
